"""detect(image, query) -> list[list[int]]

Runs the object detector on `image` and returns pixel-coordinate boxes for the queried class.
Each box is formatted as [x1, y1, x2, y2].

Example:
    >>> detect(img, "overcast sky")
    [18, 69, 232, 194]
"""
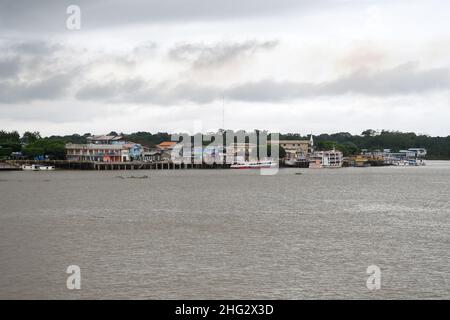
[1, 0, 450, 136]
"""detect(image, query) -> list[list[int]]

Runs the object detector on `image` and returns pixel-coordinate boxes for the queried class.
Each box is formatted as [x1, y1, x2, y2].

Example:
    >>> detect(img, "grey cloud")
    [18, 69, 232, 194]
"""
[226, 63, 450, 102]
[133, 42, 158, 54]
[225, 80, 310, 102]
[323, 62, 450, 96]
[0, 40, 64, 78]
[165, 83, 220, 104]
[0, 0, 328, 32]
[0, 73, 74, 103]
[74, 62, 450, 105]
[0, 40, 78, 102]
[3, 37, 449, 105]
[169, 40, 279, 68]
[75, 79, 149, 102]
[8, 41, 62, 56]
[76, 79, 220, 105]
[0, 57, 21, 77]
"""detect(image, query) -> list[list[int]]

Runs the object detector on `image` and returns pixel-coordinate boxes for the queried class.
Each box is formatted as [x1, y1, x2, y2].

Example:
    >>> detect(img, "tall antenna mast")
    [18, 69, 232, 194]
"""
[222, 95, 225, 130]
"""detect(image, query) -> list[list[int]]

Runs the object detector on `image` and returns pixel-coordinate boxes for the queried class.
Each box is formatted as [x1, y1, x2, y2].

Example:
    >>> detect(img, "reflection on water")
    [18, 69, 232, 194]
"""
[0, 161, 449, 299]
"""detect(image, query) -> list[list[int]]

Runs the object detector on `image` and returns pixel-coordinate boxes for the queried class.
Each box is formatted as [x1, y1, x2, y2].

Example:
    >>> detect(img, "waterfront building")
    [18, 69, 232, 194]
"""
[156, 141, 178, 150]
[279, 140, 311, 157]
[361, 148, 427, 166]
[203, 145, 225, 164]
[278, 139, 312, 165]
[65, 134, 144, 162]
[142, 150, 162, 162]
[408, 148, 427, 157]
[225, 143, 257, 163]
[66, 143, 125, 162]
[309, 150, 343, 168]
[87, 135, 125, 145]
[349, 155, 370, 167]
[156, 141, 178, 160]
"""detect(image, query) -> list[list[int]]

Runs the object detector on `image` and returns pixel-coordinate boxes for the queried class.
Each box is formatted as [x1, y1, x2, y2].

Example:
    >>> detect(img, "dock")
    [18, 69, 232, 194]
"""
[2, 160, 232, 170]
[0, 162, 21, 171]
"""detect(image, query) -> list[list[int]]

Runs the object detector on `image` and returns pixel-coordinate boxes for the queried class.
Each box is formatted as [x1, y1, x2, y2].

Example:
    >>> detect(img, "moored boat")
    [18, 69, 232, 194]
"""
[21, 164, 55, 171]
[38, 165, 55, 171]
[230, 160, 277, 169]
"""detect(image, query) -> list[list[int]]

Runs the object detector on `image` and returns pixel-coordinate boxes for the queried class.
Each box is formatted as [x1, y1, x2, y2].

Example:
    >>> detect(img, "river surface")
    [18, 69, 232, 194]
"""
[0, 161, 449, 299]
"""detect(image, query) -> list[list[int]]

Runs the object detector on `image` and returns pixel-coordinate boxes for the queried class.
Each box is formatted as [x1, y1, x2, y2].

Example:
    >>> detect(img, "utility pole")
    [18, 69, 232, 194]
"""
[222, 95, 225, 130]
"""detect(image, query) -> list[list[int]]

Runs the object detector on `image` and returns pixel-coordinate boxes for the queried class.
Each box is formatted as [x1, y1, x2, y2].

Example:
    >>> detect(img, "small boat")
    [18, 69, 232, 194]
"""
[393, 160, 410, 166]
[38, 165, 55, 171]
[285, 158, 309, 168]
[22, 164, 38, 171]
[408, 159, 426, 166]
[21, 164, 55, 171]
[230, 160, 277, 169]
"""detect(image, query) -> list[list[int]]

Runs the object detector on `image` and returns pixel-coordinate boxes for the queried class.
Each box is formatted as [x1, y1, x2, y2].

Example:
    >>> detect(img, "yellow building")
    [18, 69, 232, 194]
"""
[279, 140, 311, 159]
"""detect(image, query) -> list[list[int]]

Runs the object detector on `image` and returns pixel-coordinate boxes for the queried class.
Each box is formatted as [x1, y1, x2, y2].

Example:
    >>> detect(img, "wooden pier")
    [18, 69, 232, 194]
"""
[0, 161, 21, 171]
[3, 160, 231, 170]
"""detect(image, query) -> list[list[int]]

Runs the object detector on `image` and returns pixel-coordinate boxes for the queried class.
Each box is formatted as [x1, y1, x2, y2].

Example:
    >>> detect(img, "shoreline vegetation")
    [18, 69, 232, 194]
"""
[1, 129, 450, 161]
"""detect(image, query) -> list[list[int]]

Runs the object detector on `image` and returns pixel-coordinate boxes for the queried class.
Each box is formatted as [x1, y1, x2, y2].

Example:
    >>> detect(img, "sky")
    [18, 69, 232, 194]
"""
[0, 0, 450, 136]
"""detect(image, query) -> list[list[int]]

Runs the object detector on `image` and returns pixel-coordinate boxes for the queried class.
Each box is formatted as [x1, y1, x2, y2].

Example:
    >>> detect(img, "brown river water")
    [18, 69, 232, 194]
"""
[0, 161, 449, 299]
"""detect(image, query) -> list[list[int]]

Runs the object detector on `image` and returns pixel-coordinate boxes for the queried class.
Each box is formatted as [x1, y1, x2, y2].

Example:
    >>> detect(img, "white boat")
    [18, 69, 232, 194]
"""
[230, 160, 278, 169]
[21, 164, 55, 171]
[38, 165, 55, 171]
[284, 159, 297, 167]
[22, 164, 38, 171]
[393, 160, 410, 166]
[409, 159, 426, 166]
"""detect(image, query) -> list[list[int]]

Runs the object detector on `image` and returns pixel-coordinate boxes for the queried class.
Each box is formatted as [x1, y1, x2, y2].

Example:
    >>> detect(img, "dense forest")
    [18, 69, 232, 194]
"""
[1, 129, 450, 159]
[279, 130, 450, 158]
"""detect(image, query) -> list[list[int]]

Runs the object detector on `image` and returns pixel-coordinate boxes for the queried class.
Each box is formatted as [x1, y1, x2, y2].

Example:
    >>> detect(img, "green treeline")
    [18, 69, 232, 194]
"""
[0, 130, 66, 159]
[279, 130, 450, 158]
[1, 129, 450, 160]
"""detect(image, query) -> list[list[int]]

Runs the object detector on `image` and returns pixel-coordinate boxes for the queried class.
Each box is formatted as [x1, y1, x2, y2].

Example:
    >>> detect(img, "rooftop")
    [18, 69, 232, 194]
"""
[87, 135, 124, 141]
[278, 140, 310, 144]
[66, 143, 124, 149]
[157, 141, 178, 148]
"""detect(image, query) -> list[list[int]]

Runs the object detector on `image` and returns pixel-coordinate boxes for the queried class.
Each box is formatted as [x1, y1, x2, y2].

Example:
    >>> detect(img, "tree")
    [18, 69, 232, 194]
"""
[22, 139, 66, 159]
[21, 131, 41, 144]
[267, 144, 286, 159]
[0, 130, 20, 144]
[124, 132, 171, 147]
[362, 129, 377, 137]
[22, 146, 45, 158]
[0, 130, 21, 156]
[316, 140, 358, 156]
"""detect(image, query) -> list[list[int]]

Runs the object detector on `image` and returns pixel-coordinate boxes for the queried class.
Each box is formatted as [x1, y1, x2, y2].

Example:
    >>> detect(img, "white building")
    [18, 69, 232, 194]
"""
[309, 150, 343, 168]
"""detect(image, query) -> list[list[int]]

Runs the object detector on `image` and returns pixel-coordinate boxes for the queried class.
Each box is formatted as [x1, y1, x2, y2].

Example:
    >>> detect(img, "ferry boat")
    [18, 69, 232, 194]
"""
[284, 156, 309, 168]
[393, 159, 426, 166]
[230, 160, 278, 169]
[21, 164, 55, 171]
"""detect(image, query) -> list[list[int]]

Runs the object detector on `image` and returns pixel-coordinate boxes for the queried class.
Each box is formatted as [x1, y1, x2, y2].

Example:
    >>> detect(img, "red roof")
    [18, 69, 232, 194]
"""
[157, 141, 177, 149]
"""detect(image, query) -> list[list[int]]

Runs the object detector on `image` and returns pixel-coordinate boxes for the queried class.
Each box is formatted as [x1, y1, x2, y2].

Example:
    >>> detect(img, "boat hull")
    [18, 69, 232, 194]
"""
[230, 161, 277, 169]
[21, 164, 55, 171]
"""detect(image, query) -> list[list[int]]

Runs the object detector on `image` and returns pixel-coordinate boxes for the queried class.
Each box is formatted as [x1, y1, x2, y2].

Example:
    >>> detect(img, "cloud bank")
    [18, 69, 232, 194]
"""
[1, 0, 450, 136]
